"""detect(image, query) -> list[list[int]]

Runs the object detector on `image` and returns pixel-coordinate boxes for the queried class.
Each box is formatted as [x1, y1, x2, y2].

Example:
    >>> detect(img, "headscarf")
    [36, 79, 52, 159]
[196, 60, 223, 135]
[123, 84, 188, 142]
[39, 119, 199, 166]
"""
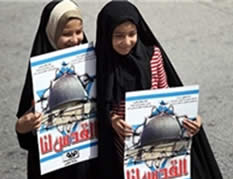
[95, 1, 182, 178]
[46, 0, 83, 49]
[17, 0, 87, 118]
[96, 1, 182, 106]
[96, 2, 223, 179]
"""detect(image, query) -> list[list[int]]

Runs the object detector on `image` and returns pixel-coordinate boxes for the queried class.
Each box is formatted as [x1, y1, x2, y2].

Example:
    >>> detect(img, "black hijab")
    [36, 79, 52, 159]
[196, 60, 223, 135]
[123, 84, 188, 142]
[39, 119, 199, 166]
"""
[96, 1, 182, 106]
[96, 1, 182, 178]
[17, 0, 88, 118]
[96, 1, 222, 179]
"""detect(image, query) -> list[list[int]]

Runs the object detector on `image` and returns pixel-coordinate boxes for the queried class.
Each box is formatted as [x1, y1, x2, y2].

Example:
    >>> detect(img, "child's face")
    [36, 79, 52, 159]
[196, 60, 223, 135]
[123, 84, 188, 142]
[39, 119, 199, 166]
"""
[56, 19, 84, 49]
[112, 21, 137, 55]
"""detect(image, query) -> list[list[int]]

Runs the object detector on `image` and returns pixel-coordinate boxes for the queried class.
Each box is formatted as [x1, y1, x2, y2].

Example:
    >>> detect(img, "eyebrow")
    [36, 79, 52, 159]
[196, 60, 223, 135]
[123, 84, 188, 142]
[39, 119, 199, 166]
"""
[113, 30, 137, 35]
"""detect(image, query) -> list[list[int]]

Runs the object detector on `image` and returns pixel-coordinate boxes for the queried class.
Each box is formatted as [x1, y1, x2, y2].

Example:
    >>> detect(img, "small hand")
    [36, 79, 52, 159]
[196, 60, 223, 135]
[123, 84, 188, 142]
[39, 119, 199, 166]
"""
[183, 115, 202, 137]
[16, 112, 42, 134]
[111, 113, 133, 141]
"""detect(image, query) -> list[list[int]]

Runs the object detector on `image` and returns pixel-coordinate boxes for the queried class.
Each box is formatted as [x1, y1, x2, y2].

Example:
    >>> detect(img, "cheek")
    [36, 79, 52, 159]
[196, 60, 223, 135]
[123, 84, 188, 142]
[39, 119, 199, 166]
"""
[132, 36, 137, 47]
[79, 32, 84, 41]
[112, 39, 121, 48]
[56, 37, 68, 49]
[112, 39, 120, 52]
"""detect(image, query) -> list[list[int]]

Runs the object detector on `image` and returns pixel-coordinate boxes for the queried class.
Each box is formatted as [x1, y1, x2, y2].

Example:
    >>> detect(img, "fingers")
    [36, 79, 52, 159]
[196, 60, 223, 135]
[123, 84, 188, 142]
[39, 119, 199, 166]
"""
[119, 120, 133, 133]
[183, 115, 202, 136]
[196, 115, 202, 126]
[34, 112, 42, 119]
[25, 112, 42, 129]
[16, 112, 42, 133]
[113, 119, 133, 137]
[32, 113, 42, 130]
[111, 114, 133, 138]
[23, 112, 40, 122]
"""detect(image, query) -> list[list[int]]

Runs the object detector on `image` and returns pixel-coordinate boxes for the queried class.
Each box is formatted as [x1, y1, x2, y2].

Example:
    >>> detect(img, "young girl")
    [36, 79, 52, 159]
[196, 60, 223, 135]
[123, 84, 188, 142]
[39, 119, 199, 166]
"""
[95, 1, 222, 179]
[15, 1, 97, 178]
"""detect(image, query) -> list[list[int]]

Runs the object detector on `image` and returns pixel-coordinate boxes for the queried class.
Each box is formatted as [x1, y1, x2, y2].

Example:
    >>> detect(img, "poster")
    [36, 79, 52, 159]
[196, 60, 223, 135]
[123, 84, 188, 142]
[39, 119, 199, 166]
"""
[30, 43, 97, 175]
[124, 85, 199, 179]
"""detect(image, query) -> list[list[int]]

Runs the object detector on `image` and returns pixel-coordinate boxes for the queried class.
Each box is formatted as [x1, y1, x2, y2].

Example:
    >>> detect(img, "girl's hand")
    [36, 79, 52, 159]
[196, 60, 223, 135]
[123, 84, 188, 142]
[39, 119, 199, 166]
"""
[111, 113, 133, 141]
[16, 112, 42, 134]
[183, 115, 202, 137]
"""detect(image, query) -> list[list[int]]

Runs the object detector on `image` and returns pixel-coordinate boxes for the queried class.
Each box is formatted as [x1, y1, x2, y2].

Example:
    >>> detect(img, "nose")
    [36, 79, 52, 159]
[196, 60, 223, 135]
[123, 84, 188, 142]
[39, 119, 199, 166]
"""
[70, 34, 80, 45]
[124, 36, 131, 46]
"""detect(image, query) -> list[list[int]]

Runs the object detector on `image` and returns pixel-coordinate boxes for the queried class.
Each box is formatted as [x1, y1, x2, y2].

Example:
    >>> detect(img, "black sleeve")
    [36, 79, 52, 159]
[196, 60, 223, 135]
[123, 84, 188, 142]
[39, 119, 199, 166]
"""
[16, 65, 33, 118]
[16, 65, 36, 150]
[16, 131, 37, 151]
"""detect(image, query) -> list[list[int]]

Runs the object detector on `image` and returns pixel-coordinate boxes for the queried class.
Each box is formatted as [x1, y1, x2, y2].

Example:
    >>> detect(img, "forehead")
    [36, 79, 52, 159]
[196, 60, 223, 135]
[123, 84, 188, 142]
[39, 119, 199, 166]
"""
[63, 18, 83, 29]
[113, 21, 137, 33]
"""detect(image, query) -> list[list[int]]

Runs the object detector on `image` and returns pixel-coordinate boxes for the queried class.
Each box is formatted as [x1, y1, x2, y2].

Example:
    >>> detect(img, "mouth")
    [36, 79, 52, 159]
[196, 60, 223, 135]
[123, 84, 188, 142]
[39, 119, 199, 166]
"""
[120, 47, 131, 51]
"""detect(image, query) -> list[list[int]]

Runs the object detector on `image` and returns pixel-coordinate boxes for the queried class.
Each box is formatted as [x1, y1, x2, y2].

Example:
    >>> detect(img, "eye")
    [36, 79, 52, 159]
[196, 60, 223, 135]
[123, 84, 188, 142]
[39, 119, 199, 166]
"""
[129, 31, 137, 37]
[75, 30, 82, 35]
[62, 31, 72, 37]
[113, 33, 124, 39]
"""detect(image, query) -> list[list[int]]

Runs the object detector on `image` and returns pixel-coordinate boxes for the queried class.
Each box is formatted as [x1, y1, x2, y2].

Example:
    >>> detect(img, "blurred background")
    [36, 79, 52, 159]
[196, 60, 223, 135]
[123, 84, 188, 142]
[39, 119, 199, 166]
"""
[0, 0, 232, 178]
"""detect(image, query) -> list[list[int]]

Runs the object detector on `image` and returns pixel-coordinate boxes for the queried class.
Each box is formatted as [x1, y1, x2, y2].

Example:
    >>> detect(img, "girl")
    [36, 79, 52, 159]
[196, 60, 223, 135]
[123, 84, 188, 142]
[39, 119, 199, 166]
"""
[95, 1, 222, 179]
[15, 1, 97, 178]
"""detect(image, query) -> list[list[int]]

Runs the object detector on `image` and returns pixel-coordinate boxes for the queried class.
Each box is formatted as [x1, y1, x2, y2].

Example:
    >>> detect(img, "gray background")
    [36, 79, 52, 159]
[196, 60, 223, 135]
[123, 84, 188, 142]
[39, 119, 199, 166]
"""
[0, 0, 232, 178]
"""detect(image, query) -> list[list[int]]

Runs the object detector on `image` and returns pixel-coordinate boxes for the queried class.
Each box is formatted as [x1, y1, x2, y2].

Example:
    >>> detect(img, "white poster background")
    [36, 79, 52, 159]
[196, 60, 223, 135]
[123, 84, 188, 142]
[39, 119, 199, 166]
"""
[125, 85, 199, 179]
[30, 43, 97, 175]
